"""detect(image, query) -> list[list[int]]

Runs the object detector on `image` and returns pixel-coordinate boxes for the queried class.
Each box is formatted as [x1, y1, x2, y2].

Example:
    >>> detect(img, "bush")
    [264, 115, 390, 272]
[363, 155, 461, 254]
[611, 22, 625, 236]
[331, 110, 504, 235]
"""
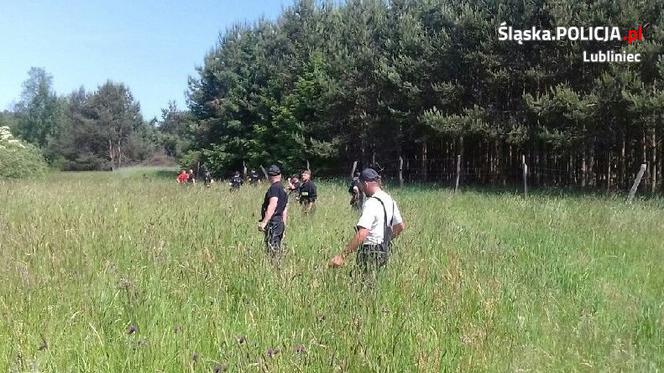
[62, 153, 111, 171]
[0, 126, 48, 178]
[179, 150, 202, 170]
[140, 151, 177, 167]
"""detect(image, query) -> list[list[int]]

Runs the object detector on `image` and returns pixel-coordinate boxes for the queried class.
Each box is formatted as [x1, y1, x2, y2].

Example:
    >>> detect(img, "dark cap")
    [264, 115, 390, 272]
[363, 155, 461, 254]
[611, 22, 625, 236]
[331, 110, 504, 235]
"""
[267, 165, 281, 176]
[359, 168, 380, 182]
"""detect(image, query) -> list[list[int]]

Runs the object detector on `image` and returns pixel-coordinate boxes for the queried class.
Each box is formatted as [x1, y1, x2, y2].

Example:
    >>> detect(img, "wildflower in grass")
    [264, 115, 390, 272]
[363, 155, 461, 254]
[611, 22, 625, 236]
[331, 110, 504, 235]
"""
[266, 348, 280, 358]
[38, 337, 48, 351]
[294, 344, 306, 354]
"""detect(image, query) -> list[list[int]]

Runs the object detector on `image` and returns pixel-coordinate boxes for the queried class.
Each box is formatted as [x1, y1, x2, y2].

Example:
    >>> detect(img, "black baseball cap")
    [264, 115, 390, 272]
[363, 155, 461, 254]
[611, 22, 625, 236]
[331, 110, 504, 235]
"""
[267, 165, 281, 176]
[359, 168, 380, 182]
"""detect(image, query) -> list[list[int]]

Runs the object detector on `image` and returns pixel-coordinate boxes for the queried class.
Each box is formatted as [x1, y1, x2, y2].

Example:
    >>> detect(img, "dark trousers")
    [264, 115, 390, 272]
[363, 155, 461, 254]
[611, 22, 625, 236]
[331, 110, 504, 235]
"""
[356, 244, 389, 272]
[300, 198, 316, 214]
[264, 219, 285, 256]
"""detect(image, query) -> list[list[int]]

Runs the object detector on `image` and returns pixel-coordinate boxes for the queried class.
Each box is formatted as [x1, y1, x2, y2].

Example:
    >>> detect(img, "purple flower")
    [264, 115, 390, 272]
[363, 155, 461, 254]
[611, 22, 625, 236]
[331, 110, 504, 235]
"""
[266, 348, 280, 358]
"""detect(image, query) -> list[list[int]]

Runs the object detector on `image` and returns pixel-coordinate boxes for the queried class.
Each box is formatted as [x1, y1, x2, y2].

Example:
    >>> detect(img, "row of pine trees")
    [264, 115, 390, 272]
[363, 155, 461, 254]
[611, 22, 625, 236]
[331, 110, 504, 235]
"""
[187, 0, 663, 192]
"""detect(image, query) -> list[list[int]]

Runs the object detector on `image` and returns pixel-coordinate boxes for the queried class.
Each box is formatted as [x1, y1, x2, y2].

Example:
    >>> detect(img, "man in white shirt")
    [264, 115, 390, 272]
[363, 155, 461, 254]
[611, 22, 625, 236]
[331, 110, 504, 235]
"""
[329, 168, 405, 271]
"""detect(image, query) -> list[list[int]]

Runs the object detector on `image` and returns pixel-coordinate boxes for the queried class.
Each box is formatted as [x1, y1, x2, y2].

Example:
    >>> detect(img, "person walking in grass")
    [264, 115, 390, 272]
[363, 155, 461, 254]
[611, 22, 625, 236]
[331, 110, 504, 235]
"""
[177, 169, 189, 184]
[329, 168, 405, 272]
[298, 169, 317, 214]
[230, 171, 243, 191]
[258, 165, 289, 257]
[249, 169, 261, 185]
[200, 163, 213, 187]
[348, 171, 364, 210]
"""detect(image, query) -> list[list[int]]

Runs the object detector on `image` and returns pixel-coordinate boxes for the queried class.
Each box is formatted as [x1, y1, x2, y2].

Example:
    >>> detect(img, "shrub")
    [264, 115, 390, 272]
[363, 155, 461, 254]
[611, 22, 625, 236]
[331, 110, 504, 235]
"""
[0, 126, 48, 178]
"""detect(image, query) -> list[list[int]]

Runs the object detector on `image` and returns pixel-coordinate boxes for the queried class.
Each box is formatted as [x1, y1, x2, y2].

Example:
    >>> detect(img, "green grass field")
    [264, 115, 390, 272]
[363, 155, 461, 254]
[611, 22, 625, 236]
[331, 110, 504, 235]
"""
[1, 168, 663, 372]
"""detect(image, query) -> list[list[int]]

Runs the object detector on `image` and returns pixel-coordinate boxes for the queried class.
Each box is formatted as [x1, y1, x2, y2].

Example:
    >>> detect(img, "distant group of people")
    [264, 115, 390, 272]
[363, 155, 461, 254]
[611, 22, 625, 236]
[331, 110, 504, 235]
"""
[176, 166, 260, 189]
[176, 169, 196, 184]
[176, 165, 213, 186]
[176, 163, 405, 273]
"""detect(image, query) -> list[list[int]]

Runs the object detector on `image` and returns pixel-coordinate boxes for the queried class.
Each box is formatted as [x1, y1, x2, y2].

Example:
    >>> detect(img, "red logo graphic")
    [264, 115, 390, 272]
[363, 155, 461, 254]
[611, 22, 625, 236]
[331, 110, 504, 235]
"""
[624, 24, 649, 44]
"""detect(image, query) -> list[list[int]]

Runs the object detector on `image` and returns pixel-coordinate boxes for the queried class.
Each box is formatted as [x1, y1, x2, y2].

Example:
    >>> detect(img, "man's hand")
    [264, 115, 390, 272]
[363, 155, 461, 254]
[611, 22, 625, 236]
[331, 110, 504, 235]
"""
[329, 255, 345, 268]
[258, 221, 267, 232]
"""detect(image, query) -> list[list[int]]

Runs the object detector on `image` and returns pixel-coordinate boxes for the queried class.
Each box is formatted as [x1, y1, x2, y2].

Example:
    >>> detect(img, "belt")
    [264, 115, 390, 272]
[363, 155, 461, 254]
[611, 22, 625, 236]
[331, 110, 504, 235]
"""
[360, 244, 386, 253]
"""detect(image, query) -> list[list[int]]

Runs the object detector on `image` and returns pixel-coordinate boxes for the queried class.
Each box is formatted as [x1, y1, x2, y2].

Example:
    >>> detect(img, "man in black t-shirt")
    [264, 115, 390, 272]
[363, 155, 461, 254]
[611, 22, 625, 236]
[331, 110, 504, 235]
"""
[230, 171, 243, 191]
[200, 164, 213, 187]
[298, 169, 317, 214]
[249, 170, 260, 185]
[349, 171, 364, 210]
[258, 165, 289, 256]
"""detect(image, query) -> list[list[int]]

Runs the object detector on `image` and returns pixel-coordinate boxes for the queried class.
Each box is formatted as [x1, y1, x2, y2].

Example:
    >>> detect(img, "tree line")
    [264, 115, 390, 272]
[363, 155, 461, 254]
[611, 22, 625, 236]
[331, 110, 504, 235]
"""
[187, 0, 663, 192]
[0, 68, 191, 172]
[3, 0, 663, 193]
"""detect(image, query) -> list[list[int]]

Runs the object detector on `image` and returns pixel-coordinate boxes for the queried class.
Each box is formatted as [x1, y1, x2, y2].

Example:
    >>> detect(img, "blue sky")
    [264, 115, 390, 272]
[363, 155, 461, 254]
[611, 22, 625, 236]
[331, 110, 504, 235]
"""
[0, 0, 294, 120]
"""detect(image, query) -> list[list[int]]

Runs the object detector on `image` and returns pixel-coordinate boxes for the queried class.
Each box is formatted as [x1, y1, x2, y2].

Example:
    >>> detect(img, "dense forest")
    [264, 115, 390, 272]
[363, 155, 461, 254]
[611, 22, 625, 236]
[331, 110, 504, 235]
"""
[2, 0, 663, 193]
[187, 0, 663, 192]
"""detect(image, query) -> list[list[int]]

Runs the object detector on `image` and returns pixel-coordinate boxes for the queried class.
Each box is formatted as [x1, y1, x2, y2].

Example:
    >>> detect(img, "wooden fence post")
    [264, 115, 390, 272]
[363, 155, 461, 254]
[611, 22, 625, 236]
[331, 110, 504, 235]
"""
[454, 154, 461, 194]
[522, 155, 528, 198]
[627, 164, 647, 203]
[399, 156, 404, 188]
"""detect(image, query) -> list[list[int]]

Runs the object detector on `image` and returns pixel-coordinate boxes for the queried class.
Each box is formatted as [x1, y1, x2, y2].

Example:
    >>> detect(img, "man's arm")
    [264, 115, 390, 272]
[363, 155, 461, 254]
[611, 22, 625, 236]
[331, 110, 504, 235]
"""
[282, 204, 288, 224]
[259, 197, 278, 230]
[392, 222, 405, 238]
[391, 202, 405, 238]
[341, 227, 368, 258]
[329, 227, 368, 267]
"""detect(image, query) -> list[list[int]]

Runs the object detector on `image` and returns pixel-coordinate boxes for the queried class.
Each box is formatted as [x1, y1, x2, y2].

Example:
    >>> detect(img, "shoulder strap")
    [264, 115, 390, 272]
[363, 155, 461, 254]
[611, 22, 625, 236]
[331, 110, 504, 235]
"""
[372, 196, 394, 226]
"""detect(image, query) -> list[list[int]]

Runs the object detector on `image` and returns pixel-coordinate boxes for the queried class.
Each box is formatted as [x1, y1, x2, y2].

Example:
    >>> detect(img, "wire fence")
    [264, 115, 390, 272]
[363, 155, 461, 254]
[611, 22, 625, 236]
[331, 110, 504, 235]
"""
[322, 155, 655, 195]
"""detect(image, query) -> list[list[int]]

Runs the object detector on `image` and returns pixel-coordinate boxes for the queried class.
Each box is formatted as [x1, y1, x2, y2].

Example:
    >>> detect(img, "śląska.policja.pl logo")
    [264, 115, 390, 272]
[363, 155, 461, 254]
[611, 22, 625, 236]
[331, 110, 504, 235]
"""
[497, 23, 651, 63]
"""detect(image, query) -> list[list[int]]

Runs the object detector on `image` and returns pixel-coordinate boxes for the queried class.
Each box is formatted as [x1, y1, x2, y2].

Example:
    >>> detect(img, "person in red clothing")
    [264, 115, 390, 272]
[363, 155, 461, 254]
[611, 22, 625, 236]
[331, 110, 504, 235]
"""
[177, 170, 189, 184]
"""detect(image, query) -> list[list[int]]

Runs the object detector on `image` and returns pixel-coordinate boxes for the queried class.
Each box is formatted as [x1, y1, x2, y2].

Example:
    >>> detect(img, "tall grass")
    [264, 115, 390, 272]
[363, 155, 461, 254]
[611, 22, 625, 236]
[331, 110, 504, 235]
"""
[1, 170, 662, 371]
